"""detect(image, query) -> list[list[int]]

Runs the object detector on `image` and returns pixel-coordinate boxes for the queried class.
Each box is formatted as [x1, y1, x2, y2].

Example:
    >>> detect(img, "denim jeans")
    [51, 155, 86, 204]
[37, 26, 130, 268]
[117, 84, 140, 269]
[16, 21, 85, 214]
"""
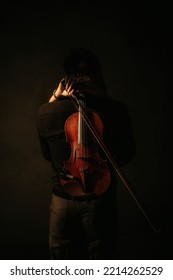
[49, 193, 117, 260]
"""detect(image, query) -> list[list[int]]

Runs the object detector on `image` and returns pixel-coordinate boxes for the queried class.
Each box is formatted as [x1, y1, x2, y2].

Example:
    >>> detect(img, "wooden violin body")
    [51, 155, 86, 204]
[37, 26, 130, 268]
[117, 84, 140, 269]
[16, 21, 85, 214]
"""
[60, 94, 111, 197]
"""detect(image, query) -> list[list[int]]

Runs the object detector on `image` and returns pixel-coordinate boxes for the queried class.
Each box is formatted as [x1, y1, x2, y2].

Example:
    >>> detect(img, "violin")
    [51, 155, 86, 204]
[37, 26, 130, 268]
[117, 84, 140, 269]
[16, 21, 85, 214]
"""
[58, 75, 159, 235]
[60, 92, 111, 197]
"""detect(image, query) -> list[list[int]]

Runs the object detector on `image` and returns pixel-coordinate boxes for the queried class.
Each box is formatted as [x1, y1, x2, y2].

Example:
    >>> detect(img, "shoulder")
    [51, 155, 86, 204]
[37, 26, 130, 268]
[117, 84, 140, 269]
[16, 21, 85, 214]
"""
[37, 97, 72, 116]
[111, 99, 130, 115]
[99, 96, 130, 116]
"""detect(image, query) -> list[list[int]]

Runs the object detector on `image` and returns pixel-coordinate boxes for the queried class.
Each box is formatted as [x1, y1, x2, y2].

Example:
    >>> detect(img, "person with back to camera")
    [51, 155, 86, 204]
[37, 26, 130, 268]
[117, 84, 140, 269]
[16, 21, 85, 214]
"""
[37, 47, 135, 260]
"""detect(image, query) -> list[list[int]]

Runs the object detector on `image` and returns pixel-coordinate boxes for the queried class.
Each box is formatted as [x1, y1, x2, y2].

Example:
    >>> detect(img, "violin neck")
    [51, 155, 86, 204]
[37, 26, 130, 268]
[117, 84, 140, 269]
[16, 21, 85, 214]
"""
[78, 93, 87, 145]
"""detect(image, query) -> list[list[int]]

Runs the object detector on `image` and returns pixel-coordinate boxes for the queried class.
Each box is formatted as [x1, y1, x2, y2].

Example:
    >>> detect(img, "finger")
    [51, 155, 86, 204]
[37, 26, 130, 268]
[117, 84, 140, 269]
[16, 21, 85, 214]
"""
[67, 82, 74, 91]
[60, 78, 66, 89]
[68, 89, 74, 96]
[65, 87, 74, 96]
[66, 75, 76, 89]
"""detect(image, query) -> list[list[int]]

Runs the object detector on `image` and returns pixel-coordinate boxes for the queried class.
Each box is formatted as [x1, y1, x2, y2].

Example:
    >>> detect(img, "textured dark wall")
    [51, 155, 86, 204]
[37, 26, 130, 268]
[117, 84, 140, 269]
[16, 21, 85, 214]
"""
[0, 2, 171, 259]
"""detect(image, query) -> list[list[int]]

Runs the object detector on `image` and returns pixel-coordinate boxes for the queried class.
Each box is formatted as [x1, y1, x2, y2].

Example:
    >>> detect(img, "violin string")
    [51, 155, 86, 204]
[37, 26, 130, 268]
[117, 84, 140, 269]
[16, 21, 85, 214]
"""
[78, 93, 87, 158]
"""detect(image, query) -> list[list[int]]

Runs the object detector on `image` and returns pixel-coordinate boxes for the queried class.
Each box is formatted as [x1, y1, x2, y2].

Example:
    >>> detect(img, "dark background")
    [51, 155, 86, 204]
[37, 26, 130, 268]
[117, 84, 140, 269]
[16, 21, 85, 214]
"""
[0, 1, 172, 260]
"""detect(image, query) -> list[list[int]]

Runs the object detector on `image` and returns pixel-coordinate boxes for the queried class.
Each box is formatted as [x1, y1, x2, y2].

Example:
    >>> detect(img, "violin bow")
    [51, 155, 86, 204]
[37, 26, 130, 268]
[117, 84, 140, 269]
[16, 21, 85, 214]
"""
[67, 91, 159, 236]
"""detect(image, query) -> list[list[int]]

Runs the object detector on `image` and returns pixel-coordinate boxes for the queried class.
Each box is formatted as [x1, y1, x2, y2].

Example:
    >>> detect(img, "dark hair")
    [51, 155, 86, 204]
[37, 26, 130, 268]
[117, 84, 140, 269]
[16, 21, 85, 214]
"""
[63, 47, 102, 76]
[63, 47, 107, 92]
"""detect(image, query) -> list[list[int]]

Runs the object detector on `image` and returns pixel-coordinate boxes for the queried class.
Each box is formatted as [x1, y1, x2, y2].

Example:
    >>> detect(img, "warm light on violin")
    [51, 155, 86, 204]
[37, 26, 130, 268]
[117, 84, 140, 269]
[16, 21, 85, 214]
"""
[60, 93, 111, 196]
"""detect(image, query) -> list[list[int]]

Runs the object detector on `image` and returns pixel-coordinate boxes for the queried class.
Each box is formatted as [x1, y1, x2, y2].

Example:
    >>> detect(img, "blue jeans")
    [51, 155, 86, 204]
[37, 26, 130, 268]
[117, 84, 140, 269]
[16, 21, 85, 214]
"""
[49, 193, 117, 259]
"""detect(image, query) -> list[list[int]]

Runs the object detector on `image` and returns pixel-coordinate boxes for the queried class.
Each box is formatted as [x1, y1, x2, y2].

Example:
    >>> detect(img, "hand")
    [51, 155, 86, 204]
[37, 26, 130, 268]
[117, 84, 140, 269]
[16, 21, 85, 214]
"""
[49, 79, 74, 103]
[59, 79, 75, 97]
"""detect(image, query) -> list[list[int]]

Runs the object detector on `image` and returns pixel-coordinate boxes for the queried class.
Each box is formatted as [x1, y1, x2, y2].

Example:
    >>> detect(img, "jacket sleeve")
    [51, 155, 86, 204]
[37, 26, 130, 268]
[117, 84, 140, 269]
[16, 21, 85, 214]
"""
[36, 105, 51, 161]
